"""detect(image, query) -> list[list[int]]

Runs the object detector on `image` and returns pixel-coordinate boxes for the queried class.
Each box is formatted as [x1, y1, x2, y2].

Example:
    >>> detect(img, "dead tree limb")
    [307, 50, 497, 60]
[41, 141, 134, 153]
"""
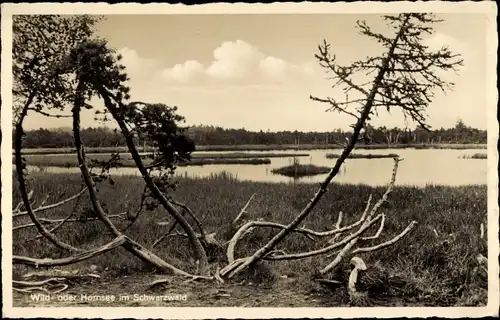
[13, 235, 127, 267]
[258, 215, 382, 262]
[319, 157, 402, 275]
[13, 234, 211, 281]
[13, 187, 87, 218]
[361, 214, 385, 240]
[232, 193, 256, 228]
[225, 202, 376, 264]
[220, 43, 401, 276]
[13, 213, 128, 231]
[351, 221, 417, 254]
[171, 199, 206, 238]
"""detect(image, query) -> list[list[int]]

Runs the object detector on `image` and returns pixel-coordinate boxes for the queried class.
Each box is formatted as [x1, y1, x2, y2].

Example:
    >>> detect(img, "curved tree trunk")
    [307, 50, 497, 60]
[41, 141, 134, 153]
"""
[98, 89, 209, 275]
[70, 80, 209, 275]
[221, 16, 410, 279]
[14, 92, 82, 252]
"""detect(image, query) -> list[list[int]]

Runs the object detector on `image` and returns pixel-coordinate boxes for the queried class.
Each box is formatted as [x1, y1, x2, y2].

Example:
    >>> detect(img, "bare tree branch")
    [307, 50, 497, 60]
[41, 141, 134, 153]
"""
[352, 220, 418, 254]
[13, 187, 88, 218]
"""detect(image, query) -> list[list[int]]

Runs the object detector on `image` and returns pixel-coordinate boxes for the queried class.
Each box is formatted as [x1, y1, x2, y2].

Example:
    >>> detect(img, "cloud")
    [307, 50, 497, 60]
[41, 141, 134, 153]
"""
[160, 40, 318, 85]
[161, 60, 205, 84]
[206, 40, 263, 80]
[117, 47, 158, 76]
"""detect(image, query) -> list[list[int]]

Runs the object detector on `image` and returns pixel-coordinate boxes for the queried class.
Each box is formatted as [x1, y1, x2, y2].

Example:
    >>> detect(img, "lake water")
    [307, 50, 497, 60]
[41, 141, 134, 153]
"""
[27, 148, 488, 187]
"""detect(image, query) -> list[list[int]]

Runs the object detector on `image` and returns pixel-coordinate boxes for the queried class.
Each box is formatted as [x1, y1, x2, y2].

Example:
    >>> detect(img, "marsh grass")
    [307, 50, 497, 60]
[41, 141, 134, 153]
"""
[12, 171, 488, 305]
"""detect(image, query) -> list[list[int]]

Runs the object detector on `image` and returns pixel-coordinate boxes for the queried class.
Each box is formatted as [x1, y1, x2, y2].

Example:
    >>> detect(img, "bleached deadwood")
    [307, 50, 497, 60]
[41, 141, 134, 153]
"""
[480, 223, 485, 239]
[321, 237, 359, 275]
[225, 199, 379, 264]
[348, 257, 367, 294]
[232, 193, 256, 227]
[23, 272, 101, 282]
[361, 213, 385, 240]
[13, 232, 213, 282]
[225, 218, 370, 264]
[351, 220, 417, 254]
[13, 212, 128, 231]
[320, 158, 403, 275]
[214, 267, 225, 284]
[329, 195, 372, 244]
[13, 236, 127, 267]
[222, 215, 381, 271]
[13, 188, 88, 218]
[13, 278, 69, 294]
[330, 211, 344, 243]
[14, 278, 67, 287]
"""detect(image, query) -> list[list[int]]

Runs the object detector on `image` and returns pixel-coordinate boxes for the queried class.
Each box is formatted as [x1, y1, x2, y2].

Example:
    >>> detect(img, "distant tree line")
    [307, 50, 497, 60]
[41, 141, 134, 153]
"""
[16, 119, 486, 149]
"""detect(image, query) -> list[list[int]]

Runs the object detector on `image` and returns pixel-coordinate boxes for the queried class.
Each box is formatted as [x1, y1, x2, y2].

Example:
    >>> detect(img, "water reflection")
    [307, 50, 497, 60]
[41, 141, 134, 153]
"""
[26, 148, 487, 187]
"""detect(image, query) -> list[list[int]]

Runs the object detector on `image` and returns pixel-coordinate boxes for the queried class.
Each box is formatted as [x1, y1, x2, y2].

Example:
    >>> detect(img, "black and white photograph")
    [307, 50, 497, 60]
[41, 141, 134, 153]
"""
[1, 2, 498, 318]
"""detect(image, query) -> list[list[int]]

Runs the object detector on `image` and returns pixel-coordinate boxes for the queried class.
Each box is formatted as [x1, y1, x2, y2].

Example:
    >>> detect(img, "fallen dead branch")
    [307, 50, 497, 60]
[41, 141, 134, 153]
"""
[13, 212, 128, 231]
[232, 193, 256, 228]
[13, 187, 88, 218]
[221, 157, 417, 284]
[13, 235, 127, 267]
[13, 278, 69, 294]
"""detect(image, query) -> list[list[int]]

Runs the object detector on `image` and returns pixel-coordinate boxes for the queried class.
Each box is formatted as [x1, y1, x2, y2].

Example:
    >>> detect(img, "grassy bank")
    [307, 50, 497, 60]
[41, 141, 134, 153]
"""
[326, 153, 399, 159]
[16, 143, 487, 155]
[17, 154, 272, 168]
[12, 172, 487, 306]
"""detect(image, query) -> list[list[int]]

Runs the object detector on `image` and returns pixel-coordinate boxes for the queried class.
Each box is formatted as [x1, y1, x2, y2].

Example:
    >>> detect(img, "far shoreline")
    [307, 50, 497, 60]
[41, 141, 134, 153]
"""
[14, 143, 487, 155]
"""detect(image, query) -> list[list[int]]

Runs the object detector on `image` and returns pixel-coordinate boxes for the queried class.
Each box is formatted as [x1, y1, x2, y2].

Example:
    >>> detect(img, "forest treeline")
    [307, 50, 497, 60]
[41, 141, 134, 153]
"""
[17, 119, 486, 149]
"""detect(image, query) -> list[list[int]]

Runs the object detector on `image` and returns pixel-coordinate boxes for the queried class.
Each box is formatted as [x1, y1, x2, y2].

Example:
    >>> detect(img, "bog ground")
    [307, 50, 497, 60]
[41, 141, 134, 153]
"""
[12, 172, 488, 307]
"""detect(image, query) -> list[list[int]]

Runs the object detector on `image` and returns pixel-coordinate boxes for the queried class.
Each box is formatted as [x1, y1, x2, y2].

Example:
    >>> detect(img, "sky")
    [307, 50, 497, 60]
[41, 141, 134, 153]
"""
[22, 13, 489, 132]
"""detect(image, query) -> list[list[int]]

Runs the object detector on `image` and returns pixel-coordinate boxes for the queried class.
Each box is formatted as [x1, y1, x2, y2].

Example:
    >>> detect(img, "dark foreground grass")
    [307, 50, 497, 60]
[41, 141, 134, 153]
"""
[17, 143, 487, 155]
[18, 154, 271, 168]
[326, 153, 399, 159]
[12, 172, 487, 306]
